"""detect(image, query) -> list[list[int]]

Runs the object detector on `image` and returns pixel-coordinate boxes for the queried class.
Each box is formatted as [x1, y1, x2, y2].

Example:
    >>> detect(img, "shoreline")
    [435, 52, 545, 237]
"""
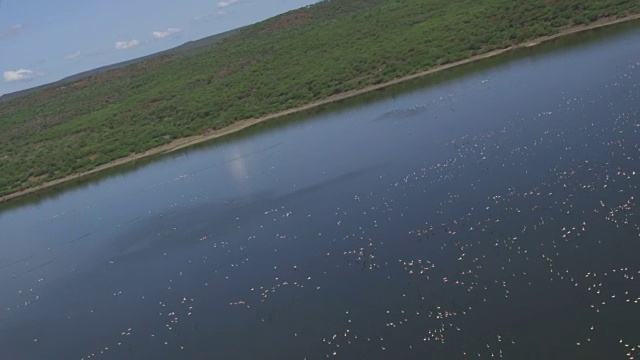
[2, 13, 639, 204]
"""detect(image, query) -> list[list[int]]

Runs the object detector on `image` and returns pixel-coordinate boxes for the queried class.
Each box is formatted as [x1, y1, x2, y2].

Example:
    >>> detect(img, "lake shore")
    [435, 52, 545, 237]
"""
[2, 13, 639, 204]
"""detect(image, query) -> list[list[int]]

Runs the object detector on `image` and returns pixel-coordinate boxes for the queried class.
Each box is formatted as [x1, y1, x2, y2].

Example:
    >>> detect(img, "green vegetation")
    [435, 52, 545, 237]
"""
[0, 0, 638, 198]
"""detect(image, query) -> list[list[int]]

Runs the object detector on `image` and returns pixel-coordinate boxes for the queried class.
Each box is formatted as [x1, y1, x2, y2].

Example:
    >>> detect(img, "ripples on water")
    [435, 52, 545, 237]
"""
[0, 26, 639, 360]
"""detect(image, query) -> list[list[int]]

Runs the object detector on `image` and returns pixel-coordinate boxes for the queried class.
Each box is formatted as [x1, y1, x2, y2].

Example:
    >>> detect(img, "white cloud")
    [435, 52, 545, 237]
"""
[192, 13, 213, 23]
[192, 9, 231, 23]
[217, 0, 239, 8]
[0, 24, 23, 39]
[64, 51, 82, 60]
[115, 39, 140, 50]
[3, 69, 35, 83]
[152, 27, 183, 39]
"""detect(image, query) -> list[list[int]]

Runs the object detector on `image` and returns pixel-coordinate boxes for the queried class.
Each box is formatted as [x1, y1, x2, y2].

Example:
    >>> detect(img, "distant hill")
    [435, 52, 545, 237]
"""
[0, 28, 240, 103]
[0, 0, 639, 200]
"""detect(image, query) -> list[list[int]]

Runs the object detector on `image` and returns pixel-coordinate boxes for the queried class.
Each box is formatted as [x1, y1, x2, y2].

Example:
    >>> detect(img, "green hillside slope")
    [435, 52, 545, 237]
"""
[1, 0, 638, 199]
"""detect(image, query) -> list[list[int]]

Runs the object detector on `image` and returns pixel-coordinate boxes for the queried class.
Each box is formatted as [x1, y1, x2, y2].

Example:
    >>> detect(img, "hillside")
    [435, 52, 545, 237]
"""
[1, 0, 639, 200]
[0, 28, 239, 103]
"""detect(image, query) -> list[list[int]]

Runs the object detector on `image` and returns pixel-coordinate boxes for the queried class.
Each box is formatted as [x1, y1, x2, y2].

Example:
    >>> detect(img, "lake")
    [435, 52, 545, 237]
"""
[1, 21, 639, 359]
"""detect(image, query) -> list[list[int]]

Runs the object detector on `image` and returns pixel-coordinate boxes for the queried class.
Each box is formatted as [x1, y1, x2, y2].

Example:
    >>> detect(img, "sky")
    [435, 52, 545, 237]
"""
[0, 0, 320, 96]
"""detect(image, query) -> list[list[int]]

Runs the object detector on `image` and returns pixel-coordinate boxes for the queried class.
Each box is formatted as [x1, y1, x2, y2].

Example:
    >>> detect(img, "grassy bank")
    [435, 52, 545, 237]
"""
[1, 0, 639, 200]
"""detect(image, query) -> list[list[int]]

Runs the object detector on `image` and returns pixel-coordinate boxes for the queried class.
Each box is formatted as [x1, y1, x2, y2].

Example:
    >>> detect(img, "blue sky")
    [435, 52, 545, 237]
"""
[0, 0, 320, 96]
